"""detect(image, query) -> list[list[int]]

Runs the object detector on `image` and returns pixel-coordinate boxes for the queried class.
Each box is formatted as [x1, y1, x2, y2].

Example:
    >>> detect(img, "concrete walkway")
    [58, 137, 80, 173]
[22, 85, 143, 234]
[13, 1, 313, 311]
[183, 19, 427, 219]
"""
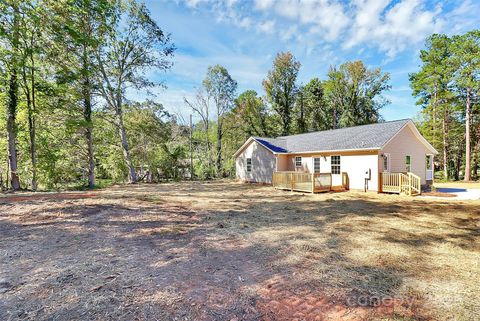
[421, 187, 480, 200]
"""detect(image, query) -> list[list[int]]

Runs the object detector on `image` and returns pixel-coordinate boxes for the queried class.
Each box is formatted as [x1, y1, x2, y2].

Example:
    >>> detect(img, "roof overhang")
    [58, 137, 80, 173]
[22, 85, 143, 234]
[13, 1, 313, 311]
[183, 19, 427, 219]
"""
[234, 119, 438, 158]
[233, 137, 279, 158]
[274, 147, 381, 155]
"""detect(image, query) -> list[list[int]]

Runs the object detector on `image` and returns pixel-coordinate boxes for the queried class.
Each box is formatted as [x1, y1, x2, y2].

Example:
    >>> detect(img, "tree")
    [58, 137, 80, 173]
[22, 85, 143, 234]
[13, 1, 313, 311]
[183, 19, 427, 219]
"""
[202, 65, 237, 176]
[263, 52, 300, 136]
[95, 0, 175, 183]
[0, 1, 21, 190]
[233, 90, 269, 138]
[47, 0, 115, 188]
[184, 88, 214, 178]
[294, 78, 329, 133]
[450, 31, 480, 181]
[324, 61, 390, 129]
[410, 34, 455, 179]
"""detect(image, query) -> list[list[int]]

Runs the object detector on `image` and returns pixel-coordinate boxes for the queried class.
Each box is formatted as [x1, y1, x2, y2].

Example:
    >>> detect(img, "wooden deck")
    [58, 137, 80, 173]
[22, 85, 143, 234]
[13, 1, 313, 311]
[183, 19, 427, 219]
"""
[380, 172, 421, 196]
[272, 171, 348, 193]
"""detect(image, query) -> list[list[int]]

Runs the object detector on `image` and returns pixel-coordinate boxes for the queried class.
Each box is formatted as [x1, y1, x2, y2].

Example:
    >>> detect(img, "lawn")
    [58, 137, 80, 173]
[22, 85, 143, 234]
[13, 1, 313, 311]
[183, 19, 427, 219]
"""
[1, 181, 479, 320]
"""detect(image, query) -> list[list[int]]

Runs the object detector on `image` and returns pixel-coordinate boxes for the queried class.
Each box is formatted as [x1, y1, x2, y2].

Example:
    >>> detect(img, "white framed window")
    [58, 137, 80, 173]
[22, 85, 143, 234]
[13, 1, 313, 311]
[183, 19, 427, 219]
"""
[383, 153, 390, 172]
[405, 155, 411, 172]
[331, 155, 341, 174]
[295, 156, 302, 168]
[426, 154, 433, 171]
[246, 158, 252, 172]
[313, 157, 321, 173]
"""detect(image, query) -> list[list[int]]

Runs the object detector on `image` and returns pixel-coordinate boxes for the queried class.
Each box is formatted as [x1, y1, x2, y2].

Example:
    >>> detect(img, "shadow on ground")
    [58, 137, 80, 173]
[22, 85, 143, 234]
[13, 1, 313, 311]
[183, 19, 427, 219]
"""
[1, 181, 479, 320]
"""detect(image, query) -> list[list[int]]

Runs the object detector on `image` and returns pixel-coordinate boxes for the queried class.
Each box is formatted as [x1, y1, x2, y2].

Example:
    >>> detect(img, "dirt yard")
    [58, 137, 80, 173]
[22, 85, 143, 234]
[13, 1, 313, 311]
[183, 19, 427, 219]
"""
[1, 181, 479, 321]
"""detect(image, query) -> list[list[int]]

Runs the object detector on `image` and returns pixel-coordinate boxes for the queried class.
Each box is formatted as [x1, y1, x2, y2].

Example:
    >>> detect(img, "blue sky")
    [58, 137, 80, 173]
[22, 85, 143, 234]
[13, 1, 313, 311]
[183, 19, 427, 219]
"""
[136, 0, 480, 122]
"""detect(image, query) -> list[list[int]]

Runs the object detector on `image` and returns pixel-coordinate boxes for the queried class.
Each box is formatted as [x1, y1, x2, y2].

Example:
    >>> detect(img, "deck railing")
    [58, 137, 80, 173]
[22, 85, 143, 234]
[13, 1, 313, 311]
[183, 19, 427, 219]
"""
[272, 171, 333, 193]
[381, 172, 421, 196]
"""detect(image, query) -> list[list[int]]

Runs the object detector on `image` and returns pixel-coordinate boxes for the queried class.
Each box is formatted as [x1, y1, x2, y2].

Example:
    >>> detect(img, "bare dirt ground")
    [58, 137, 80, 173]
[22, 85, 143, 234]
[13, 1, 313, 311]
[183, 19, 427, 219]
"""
[1, 181, 479, 321]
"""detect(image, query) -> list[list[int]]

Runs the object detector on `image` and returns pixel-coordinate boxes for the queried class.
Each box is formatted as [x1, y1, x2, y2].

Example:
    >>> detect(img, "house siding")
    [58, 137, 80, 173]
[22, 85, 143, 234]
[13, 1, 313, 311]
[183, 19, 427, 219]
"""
[381, 125, 431, 185]
[235, 140, 275, 184]
[279, 151, 379, 191]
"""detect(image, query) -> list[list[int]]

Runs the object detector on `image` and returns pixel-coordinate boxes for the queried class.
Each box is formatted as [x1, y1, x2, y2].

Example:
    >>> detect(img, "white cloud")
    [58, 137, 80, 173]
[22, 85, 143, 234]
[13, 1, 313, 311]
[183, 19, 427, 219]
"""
[184, 0, 206, 8]
[280, 24, 298, 42]
[257, 20, 276, 34]
[344, 0, 444, 57]
[183, 0, 477, 58]
[272, 0, 350, 41]
[254, 0, 275, 10]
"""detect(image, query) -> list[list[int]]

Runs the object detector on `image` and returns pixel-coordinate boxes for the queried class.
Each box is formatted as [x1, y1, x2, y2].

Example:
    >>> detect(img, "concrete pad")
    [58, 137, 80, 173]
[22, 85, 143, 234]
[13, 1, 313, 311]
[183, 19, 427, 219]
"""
[420, 188, 480, 200]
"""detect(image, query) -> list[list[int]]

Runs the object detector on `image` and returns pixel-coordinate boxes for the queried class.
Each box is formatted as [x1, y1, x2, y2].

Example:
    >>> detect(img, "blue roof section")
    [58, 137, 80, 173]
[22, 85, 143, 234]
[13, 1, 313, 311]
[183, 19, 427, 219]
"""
[252, 119, 411, 154]
[254, 138, 288, 153]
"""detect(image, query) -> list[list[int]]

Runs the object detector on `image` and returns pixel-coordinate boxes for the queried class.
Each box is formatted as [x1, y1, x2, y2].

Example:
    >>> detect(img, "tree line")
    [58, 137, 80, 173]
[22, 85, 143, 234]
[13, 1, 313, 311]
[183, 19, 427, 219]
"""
[1, 0, 176, 190]
[410, 30, 479, 181]
[185, 53, 391, 179]
[2, 1, 476, 191]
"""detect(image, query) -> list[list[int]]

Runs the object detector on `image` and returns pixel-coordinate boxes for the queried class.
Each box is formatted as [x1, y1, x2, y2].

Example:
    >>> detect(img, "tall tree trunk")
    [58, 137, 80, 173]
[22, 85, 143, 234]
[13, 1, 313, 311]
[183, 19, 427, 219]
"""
[442, 111, 449, 180]
[473, 124, 480, 180]
[21, 64, 37, 190]
[464, 87, 471, 181]
[115, 95, 136, 183]
[29, 48, 37, 190]
[216, 120, 222, 176]
[6, 4, 20, 191]
[82, 51, 95, 188]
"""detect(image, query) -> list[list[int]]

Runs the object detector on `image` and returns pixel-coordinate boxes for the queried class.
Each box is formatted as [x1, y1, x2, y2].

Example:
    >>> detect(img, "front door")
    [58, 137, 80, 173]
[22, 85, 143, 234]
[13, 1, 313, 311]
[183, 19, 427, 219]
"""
[426, 154, 433, 181]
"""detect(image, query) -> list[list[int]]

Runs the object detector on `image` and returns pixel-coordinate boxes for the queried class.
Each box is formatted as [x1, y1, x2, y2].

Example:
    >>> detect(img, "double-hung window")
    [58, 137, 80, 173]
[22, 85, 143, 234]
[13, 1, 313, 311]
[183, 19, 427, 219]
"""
[246, 158, 252, 172]
[313, 157, 321, 173]
[405, 155, 411, 172]
[295, 156, 302, 168]
[331, 155, 341, 174]
[383, 154, 390, 172]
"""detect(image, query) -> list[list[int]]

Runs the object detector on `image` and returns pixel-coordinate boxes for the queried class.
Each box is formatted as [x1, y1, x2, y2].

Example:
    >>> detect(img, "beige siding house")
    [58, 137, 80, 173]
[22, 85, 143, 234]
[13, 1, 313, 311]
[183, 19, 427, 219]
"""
[234, 119, 437, 194]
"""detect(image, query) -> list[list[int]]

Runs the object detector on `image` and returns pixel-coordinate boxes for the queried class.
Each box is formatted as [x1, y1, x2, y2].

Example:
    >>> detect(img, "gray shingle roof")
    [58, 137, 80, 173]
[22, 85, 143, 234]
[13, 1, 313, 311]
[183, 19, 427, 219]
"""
[254, 119, 410, 153]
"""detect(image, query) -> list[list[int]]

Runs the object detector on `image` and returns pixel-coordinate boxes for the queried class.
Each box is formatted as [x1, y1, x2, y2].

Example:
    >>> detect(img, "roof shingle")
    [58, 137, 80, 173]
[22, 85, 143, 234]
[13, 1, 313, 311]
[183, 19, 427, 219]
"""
[254, 119, 410, 153]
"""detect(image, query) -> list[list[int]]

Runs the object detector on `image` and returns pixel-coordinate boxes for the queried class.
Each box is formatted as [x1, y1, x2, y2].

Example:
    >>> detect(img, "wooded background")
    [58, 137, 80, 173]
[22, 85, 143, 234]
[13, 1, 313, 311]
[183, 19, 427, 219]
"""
[0, 0, 478, 191]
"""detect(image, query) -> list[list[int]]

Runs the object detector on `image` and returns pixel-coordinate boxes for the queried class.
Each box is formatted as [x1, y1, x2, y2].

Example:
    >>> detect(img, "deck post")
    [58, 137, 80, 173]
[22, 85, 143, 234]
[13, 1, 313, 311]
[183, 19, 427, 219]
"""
[311, 173, 314, 193]
[290, 172, 294, 191]
[378, 172, 382, 193]
[408, 174, 412, 196]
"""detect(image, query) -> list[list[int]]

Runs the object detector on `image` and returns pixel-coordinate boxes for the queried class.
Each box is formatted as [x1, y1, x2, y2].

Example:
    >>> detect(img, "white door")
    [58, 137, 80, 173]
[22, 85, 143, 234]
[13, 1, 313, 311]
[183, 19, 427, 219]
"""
[426, 155, 433, 181]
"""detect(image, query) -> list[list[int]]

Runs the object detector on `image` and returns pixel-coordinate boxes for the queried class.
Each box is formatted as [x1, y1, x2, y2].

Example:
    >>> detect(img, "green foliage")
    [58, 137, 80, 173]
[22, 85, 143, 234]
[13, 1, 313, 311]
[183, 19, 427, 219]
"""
[263, 51, 300, 136]
[410, 30, 480, 181]
[324, 61, 390, 128]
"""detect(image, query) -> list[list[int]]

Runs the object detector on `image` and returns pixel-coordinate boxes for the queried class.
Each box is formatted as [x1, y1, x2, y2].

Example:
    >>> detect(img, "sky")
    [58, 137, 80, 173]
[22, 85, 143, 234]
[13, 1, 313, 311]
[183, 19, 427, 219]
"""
[134, 0, 480, 122]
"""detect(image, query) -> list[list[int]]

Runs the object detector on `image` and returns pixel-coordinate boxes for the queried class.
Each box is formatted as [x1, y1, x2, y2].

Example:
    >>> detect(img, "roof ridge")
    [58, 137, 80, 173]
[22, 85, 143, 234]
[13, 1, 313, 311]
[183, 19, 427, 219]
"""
[276, 119, 411, 139]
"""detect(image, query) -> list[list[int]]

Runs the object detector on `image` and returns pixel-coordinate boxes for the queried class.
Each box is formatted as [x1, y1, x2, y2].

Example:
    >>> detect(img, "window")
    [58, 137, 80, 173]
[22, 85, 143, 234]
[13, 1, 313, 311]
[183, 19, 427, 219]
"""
[426, 155, 433, 170]
[295, 156, 302, 168]
[246, 158, 252, 172]
[314, 157, 321, 173]
[383, 154, 390, 172]
[331, 155, 341, 174]
[405, 155, 411, 172]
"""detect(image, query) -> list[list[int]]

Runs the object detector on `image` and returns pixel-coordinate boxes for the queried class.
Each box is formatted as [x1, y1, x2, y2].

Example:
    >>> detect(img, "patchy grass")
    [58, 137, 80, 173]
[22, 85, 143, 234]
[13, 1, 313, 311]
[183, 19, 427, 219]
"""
[1, 181, 479, 320]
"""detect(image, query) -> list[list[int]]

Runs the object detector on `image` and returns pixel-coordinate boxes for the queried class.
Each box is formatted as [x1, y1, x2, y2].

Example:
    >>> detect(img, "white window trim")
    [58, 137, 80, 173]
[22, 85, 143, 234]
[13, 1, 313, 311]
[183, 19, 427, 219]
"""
[313, 157, 321, 173]
[246, 158, 252, 172]
[405, 155, 412, 172]
[426, 154, 433, 171]
[383, 153, 391, 172]
[331, 155, 341, 175]
[295, 156, 302, 168]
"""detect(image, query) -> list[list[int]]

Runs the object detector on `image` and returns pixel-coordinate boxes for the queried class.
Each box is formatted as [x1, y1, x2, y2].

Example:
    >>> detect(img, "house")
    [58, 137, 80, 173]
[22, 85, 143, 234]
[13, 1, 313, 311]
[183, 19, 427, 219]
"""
[233, 119, 438, 195]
